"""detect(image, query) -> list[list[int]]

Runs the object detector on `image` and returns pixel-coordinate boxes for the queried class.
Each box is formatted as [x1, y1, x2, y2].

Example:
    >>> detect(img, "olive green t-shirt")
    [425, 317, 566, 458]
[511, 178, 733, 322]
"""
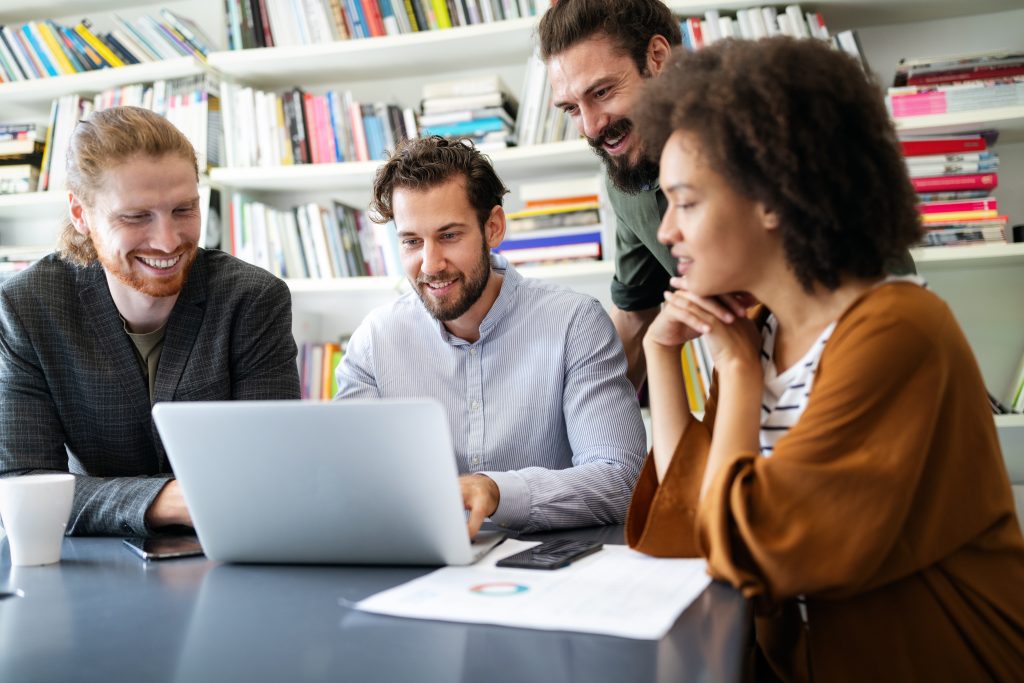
[125, 322, 166, 403]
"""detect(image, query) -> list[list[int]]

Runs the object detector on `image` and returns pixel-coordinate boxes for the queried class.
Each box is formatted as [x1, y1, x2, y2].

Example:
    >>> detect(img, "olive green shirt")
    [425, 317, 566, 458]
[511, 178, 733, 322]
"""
[125, 323, 166, 403]
[606, 176, 676, 312]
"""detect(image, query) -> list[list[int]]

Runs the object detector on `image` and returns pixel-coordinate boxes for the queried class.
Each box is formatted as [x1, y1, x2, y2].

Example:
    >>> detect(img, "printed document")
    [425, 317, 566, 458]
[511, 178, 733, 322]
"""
[354, 540, 711, 640]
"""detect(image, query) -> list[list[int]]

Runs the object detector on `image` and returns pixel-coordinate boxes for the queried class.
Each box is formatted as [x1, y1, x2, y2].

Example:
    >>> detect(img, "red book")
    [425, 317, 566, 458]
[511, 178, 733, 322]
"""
[901, 136, 987, 157]
[686, 17, 703, 49]
[918, 198, 998, 214]
[302, 92, 320, 164]
[360, 0, 386, 37]
[911, 173, 998, 193]
[348, 100, 369, 162]
[256, 0, 275, 47]
[908, 64, 1024, 87]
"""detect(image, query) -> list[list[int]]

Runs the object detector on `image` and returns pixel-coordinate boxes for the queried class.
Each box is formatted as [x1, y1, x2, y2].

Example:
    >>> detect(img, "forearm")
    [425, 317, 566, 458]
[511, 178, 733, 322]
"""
[644, 339, 692, 482]
[62, 473, 172, 536]
[483, 455, 642, 532]
[611, 306, 659, 392]
[699, 365, 761, 502]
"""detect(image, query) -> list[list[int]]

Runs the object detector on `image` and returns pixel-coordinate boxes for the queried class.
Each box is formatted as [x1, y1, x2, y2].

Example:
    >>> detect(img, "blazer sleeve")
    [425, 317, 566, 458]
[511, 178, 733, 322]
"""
[230, 277, 300, 400]
[696, 302, 965, 602]
[0, 286, 171, 536]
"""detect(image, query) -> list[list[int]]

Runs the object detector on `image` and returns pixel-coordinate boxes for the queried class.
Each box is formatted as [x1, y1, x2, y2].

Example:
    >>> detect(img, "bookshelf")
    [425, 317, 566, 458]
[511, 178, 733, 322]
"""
[1, 2, 1022, 499]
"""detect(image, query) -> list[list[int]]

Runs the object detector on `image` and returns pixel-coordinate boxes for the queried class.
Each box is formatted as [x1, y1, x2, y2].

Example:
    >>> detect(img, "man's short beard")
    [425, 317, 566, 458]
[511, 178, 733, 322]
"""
[416, 241, 492, 322]
[587, 118, 659, 195]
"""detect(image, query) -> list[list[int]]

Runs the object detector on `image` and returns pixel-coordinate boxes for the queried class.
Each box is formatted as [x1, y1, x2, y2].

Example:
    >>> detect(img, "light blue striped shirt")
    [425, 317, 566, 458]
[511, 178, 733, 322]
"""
[335, 255, 646, 532]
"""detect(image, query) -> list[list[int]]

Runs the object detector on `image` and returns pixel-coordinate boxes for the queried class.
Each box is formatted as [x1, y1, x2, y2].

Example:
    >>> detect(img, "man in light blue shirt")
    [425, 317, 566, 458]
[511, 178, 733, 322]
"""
[336, 136, 646, 537]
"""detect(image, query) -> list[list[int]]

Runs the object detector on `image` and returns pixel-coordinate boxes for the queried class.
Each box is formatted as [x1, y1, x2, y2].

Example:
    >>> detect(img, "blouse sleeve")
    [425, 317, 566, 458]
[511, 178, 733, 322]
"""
[697, 300, 970, 602]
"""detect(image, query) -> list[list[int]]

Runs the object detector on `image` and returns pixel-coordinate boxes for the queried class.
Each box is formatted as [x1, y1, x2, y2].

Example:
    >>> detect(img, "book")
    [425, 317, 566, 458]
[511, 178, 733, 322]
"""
[900, 135, 987, 156]
[911, 173, 998, 193]
[918, 198, 998, 214]
[888, 79, 1024, 117]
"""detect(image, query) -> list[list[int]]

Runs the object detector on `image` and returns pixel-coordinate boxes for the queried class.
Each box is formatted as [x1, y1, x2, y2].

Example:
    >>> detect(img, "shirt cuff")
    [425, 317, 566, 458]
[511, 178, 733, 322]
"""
[122, 477, 175, 537]
[479, 470, 531, 529]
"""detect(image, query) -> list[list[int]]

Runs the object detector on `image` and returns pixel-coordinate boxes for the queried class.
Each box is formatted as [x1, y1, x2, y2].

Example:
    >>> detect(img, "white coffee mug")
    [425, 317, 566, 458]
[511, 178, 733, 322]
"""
[0, 474, 75, 566]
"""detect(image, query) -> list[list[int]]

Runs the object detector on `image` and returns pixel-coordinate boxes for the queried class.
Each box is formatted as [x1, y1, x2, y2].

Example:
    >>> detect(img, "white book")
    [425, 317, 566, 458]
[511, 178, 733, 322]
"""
[295, 205, 321, 279]
[761, 7, 779, 37]
[422, 74, 508, 99]
[735, 9, 753, 39]
[520, 175, 599, 202]
[703, 10, 721, 44]
[785, 5, 810, 39]
[776, 13, 793, 37]
[748, 8, 769, 39]
[719, 16, 736, 39]
[265, 0, 299, 47]
[288, 0, 312, 45]
[307, 203, 337, 279]
[266, 209, 287, 278]
[111, 27, 154, 62]
[133, 16, 177, 59]
[302, 0, 335, 44]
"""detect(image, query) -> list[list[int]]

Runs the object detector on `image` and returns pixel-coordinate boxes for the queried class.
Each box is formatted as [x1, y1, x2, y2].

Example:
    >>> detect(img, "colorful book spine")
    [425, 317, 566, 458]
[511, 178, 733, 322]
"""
[74, 22, 126, 67]
[911, 173, 998, 192]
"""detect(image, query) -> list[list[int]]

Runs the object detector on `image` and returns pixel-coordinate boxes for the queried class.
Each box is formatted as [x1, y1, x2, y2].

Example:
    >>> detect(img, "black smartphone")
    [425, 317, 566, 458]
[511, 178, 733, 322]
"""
[495, 538, 603, 570]
[122, 535, 204, 561]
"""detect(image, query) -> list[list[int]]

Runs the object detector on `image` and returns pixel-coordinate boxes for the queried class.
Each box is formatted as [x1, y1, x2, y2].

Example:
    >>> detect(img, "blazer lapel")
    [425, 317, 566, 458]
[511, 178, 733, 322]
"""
[154, 251, 207, 405]
[79, 265, 151, 423]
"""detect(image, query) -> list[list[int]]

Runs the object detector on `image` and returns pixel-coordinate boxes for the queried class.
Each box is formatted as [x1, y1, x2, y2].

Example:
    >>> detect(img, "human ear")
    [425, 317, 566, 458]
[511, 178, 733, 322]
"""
[484, 205, 506, 249]
[759, 204, 780, 231]
[68, 193, 90, 236]
[646, 35, 672, 77]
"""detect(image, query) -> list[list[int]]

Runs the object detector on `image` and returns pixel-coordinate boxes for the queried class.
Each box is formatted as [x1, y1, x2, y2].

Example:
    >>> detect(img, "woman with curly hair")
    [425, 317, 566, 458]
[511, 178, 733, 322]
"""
[626, 37, 1024, 681]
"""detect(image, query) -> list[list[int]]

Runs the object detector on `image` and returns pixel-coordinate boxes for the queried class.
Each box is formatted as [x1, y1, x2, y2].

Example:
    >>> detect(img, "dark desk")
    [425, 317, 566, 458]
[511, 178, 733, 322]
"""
[0, 526, 749, 682]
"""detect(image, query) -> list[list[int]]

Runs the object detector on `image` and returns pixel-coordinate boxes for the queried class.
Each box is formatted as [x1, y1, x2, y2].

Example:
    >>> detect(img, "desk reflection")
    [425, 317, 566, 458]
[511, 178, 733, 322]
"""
[173, 562, 747, 683]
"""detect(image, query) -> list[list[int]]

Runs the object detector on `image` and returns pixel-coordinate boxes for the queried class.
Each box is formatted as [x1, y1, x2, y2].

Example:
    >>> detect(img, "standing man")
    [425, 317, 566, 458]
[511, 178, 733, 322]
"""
[0, 107, 300, 536]
[539, 0, 916, 390]
[540, 0, 680, 390]
[335, 136, 646, 537]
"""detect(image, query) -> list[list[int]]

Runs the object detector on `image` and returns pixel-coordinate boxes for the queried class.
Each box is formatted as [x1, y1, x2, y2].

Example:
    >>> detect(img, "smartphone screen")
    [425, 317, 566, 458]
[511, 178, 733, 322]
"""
[123, 535, 204, 560]
[495, 539, 603, 570]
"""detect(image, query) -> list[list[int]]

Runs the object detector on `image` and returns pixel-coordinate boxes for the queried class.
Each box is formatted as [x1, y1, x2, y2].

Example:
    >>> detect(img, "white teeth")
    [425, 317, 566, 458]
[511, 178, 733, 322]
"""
[427, 280, 453, 290]
[604, 135, 623, 146]
[140, 255, 180, 269]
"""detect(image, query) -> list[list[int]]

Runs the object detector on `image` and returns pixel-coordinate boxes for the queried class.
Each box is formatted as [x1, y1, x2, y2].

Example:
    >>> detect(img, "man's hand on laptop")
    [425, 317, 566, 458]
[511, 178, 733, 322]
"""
[460, 474, 500, 540]
[145, 480, 194, 529]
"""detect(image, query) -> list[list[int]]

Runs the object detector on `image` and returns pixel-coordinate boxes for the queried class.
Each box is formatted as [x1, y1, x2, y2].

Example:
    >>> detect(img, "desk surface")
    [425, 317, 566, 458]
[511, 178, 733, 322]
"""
[0, 526, 748, 683]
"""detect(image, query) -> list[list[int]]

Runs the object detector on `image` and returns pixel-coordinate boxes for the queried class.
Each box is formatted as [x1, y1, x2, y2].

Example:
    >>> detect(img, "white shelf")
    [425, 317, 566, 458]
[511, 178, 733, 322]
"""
[0, 58, 206, 111]
[207, 17, 537, 87]
[285, 276, 404, 295]
[209, 139, 597, 193]
[0, 1, 140, 24]
[0, 191, 66, 222]
[996, 414, 1024, 483]
[912, 242, 1024, 269]
[895, 106, 1024, 145]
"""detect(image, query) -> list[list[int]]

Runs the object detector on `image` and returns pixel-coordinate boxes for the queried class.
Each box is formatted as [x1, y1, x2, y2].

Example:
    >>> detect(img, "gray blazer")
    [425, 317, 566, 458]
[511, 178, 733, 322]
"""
[0, 250, 300, 536]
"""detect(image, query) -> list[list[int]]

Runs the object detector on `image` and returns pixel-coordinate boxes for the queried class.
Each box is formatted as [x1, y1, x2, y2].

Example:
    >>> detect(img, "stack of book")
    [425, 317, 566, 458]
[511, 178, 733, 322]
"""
[497, 177, 604, 266]
[901, 133, 1007, 248]
[227, 196, 402, 279]
[681, 338, 713, 414]
[220, 83, 417, 166]
[0, 11, 211, 82]
[38, 75, 221, 191]
[673, 4, 865, 69]
[299, 339, 347, 400]
[419, 75, 516, 151]
[887, 50, 1024, 119]
[0, 124, 45, 195]
[515, 53, 579, 147]
[224, 0, 542, 49]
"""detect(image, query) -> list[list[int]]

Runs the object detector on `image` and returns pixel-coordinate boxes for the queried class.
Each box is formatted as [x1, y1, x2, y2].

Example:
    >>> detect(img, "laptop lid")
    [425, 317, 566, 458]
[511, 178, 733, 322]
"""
[151, 399, 503, 565]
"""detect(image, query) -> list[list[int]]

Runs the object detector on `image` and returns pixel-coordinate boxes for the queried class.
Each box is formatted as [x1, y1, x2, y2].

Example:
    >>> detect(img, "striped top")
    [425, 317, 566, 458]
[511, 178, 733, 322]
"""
[758, 318, 836, 457]
[335, 255, 647, 532]
[758, 275, 926, 457]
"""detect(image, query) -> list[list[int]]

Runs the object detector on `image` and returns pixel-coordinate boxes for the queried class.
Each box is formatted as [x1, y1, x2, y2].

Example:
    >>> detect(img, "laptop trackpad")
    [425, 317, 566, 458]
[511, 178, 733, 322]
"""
[470, 531, 507, 562]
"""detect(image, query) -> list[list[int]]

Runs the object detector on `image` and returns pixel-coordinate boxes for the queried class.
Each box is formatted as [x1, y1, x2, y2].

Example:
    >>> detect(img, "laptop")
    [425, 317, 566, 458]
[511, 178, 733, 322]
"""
[151, 399, 506, 565]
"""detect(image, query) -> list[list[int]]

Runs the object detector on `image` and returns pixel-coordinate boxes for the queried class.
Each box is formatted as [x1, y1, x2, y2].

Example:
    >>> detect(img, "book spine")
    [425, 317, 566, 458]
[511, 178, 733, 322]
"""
[36, 22, 76, 74]
[431, 0, 453, 28]
[901, 138, 987, 156]
[22, 24, 59, 76]
[911, 173, 998, 192]
[919, 198, 998, 214]
[74, 23, 126, 67]
[360, 0, 388, 37]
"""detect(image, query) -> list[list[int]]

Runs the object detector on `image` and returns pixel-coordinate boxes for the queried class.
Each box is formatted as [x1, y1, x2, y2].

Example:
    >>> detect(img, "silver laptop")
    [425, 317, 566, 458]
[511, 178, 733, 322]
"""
[151, 399, 505, 565]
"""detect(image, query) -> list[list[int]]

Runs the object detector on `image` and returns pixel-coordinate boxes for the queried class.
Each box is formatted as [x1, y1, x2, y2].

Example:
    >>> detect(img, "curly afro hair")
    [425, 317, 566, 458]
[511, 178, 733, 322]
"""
[634, 37, 922, 291]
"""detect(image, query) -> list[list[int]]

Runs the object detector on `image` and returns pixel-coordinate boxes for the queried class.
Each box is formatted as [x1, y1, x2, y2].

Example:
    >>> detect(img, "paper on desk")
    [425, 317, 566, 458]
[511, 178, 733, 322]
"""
[354, 540, 711, 640]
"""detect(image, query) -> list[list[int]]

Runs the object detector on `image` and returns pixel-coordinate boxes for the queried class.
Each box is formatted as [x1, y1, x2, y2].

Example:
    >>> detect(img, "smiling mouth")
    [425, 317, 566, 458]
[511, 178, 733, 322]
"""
[603, 130, 629, 154]
[137, 254, 182, 270]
